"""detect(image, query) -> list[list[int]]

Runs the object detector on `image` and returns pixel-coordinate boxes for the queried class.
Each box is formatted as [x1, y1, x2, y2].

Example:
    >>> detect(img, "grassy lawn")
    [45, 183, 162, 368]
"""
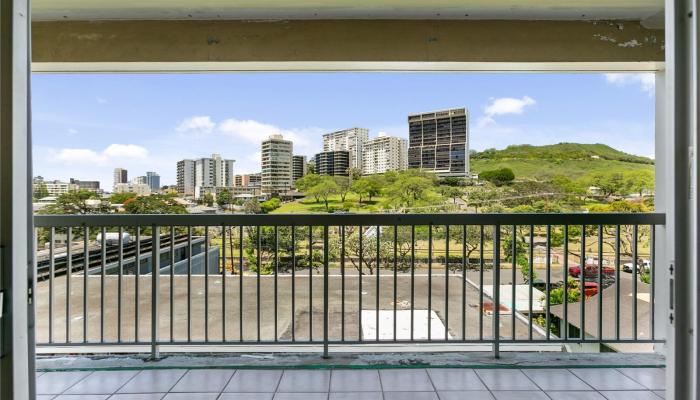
[272, 193, 388, 214]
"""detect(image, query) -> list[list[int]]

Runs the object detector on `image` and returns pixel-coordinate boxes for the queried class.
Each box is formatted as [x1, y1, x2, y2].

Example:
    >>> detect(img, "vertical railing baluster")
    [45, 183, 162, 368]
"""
[291, 225, 296, 342]
[428, 224, 432, 341]
[445, 225, 449, 341]
[359, 225, 363, 341]
[239, 225, 244, 342]
[410, 225, 415, 341]
[222, 224, 226, 341]
[49, 227, 54, 344]
[117, 226, 123, 343]
[66, 227, 72, 343]
[528, 225, 534, 341]
[597, 225, 603, 341]
[479, 225, 484, 341]
[546, 225, 551, 341]
[204, 227, 209, 342]
[274, 225, 279, 342]
[135, 227, 140, 342]
[83, 226, 88, 343]
[580, 225, 586, 341]
[493, 225, 500, 358]
[375, 225, 380, 342]
[341, 225, 346, 342]
[511, 225, 516, 341]
[151, 225, 160, 359]
[650, 225, 656, 340]
[615, 225, 621, 341]
[633, 224, 639, 340]
[100, 227, 106, 343]
[169, 226, 175, 342]
[308, 225, 312, 342]
[323, 225, 329, 357]
[563, 225, 568, 341]
[461, 225, 467, 342]
[187, 227, 192, 343]
[257, 225, 262, 342]
[393, 225, 398, 342]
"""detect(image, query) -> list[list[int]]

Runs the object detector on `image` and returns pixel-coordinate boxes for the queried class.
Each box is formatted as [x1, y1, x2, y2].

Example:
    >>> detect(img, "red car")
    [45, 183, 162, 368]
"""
[583, 282, 600, 297]
[568, 264, 615, 280]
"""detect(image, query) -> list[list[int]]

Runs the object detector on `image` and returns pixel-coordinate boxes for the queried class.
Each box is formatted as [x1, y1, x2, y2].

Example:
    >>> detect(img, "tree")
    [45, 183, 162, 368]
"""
[201, 193, 215, 207]
[439, 186, 463, 204]
[33, 181, 49, 200]
[385, 173, 433, 209]
[334, 176, 352, 202]
[479, 168, 515, 186]
[295, 173, 322, 193]
[260, 198, 281, 213]
[592, 173, 626, 197]
[439, 177, 464, 187]
[307, 177, 339, 211]
[109, 192, 137, 204]
[217, 189, 233, 210]
[351, 178, 371, 204]
[40, 190, 111, 215]
[243, 199, 262, 214]
[123, 195, 187, 214]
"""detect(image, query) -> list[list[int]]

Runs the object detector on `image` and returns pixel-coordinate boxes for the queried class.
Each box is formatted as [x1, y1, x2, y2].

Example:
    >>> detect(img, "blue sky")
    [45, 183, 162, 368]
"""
[32, 72, 655, 187]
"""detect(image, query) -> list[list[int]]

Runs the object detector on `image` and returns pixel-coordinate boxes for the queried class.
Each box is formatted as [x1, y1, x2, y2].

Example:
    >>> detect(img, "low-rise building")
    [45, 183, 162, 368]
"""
[113, 182, 151, 196]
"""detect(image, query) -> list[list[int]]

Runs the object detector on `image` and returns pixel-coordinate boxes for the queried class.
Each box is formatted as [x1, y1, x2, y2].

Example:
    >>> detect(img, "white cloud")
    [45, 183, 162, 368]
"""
[67, 128, 78, 135]
[478, 96, 536, 127]
[102, 144, 149, 159]
[96, 97, 108, 104]
[48, 143, 149, 166]
[604, 73, 655, 94]
[176, 115, 215, 134]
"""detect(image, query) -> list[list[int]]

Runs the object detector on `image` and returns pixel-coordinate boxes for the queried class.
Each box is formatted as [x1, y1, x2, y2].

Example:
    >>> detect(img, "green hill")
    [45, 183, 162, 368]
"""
[471, 143, 654, 182]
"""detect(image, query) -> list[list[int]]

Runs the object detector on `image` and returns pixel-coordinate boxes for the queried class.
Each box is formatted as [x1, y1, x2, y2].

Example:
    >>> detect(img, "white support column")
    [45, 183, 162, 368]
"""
[665, 0, 697, 398]
[0, 0, 34, 399]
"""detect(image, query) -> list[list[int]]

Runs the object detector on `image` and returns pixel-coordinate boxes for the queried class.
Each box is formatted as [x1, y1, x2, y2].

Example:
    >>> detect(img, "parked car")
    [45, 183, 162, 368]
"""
[583, 282, 600, 297]
[568, 263, 615, 280]
[623, 259, 651, 273]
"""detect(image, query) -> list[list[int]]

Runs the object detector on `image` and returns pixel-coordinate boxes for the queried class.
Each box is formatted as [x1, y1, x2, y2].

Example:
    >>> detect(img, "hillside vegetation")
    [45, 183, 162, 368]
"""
[471, 143, 654, 181]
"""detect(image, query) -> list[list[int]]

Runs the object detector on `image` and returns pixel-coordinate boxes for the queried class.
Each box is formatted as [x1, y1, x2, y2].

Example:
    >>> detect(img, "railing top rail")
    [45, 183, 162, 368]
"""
[33, 212, 666, 227]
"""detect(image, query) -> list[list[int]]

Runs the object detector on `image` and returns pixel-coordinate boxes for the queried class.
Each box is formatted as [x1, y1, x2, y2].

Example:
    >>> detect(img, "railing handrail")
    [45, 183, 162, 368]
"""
[34, 212, 666, 227]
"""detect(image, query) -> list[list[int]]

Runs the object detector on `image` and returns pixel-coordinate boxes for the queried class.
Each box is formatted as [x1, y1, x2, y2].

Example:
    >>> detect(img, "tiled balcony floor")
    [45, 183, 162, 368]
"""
[36, 367, 665, 399]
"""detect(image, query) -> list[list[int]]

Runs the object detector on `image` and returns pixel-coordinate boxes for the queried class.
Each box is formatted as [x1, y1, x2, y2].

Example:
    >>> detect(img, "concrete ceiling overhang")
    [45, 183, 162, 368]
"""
[32, 0, 664, 24]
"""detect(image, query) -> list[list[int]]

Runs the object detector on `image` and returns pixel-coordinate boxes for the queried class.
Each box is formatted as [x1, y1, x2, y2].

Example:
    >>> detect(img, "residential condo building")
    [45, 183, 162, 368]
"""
[292, 155, 307, 182]
[114, 183, 151, 196]
[176, 160, 196, 196]
[362, 135, 408, 175]
[261, 135, 293, 195]
[407, 108, 469, 177]
[177, 154, 235, 198]
[113, 168, 128, 189]
[314, 151, 350, 176]
[322, 127, 368, 171]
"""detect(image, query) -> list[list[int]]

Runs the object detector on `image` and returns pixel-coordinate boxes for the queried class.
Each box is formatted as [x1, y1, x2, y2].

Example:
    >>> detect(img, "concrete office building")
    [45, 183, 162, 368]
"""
[261, 135, 293, 195]
[234, 173, 262, 188]
[177, 160, 196, 196]
[145, 172, 161, 192]
[314, 151, 350, 176]
[322, 127, 368, 171]
[407, 108, 469, 177]
[362, 135, 408, 175]
[114, 183, 151, 196]
[113, 168, 128, 189]
[292, 155, 307, 182]
[69, 178, 101, 193]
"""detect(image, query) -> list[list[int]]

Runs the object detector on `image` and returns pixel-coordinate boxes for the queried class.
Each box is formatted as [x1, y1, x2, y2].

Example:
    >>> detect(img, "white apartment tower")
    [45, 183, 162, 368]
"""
[362, 135, 408, 175]
[177, 154, 235, 197]
[322, 127, 368, 171]
[261, 134, 293, 195]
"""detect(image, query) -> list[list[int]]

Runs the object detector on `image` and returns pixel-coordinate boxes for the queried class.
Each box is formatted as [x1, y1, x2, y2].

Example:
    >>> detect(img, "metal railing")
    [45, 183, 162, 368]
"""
[33, 213, 665, 358]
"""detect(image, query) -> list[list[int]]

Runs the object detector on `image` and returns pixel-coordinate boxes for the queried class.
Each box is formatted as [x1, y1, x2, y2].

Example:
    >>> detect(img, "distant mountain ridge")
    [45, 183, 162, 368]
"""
[473, 143, 653, 165]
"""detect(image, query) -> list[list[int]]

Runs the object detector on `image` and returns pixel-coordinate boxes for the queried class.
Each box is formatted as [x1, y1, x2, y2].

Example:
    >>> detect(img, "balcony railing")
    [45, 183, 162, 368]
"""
[33, 213, 665, 358]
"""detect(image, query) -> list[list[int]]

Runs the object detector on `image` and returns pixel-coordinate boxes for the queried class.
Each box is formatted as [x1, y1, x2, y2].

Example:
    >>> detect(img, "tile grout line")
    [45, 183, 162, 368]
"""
[517, 368, 554, 399]
[56, 370, 94, 396]
[473, 368, 497, 400]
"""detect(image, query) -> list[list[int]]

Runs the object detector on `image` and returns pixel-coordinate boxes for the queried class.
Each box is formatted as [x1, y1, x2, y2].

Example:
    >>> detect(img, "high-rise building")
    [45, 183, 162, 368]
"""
[314, 151, 350, 176]
[145, 171, 161, 192]
[177, 154, 235, 198]
[177, 160, 196, 196]
[322, 127, 368, 171]
[407, 108, 469, 177]
[249, 173, 262, 187]
[113, 168, 128, 189]
[261, 135, 293, 195]
[361, 135, 408, 175]
[292, 155, 308, 182]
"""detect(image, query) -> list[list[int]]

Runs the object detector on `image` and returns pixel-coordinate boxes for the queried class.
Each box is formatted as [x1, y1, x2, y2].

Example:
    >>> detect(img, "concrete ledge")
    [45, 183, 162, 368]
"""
[37, 351, 665, 371]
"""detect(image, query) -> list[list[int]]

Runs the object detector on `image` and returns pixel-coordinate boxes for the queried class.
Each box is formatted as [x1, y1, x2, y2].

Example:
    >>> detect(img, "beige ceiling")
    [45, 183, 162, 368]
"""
[32, 0, 664, 22]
